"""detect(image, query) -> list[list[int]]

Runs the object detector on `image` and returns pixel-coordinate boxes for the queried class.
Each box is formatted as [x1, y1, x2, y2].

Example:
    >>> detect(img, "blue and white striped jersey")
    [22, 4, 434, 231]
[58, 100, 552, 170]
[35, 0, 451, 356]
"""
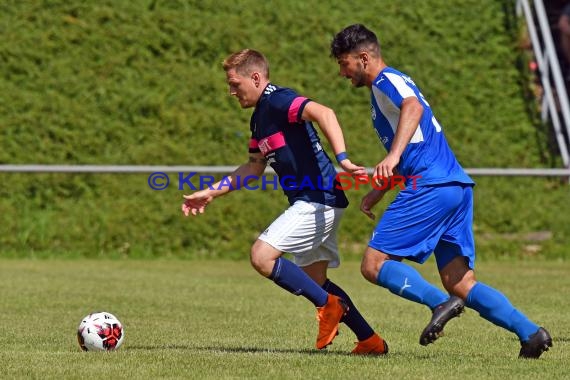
[370, 67, 474, 186]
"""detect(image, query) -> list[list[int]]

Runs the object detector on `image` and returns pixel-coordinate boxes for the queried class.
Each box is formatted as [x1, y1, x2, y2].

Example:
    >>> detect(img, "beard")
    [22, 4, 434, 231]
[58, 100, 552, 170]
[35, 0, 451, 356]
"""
[351, 62, 367, 87]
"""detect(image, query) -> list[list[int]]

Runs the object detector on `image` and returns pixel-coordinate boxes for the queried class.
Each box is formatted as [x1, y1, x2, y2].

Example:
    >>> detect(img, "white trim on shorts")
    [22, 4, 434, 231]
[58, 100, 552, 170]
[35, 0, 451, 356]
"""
[258, 201, 344, 268]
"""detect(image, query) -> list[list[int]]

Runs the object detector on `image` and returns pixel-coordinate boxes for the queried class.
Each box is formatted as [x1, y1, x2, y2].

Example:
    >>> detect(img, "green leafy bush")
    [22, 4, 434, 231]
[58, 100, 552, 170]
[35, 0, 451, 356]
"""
[1, 0, 568, 259]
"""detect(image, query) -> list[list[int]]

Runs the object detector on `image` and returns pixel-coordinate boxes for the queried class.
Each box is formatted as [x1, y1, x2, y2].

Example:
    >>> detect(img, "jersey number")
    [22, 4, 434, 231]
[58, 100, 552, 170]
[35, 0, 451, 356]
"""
[418, 92, 442, 133]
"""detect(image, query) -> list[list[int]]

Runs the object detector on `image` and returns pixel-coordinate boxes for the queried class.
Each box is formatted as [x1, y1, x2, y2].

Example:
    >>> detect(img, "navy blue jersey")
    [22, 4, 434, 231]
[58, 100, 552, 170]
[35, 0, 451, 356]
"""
[249, 84, 348, 208]
[370, 67, 474, 186]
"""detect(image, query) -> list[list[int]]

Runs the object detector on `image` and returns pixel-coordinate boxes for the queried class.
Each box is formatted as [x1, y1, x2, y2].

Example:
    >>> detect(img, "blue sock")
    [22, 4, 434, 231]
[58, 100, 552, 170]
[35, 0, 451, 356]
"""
[268, 258, 328, 307]
[377, 260, 448, 309]
[466, 282, 539, 342]
[323, 280, 375, 341]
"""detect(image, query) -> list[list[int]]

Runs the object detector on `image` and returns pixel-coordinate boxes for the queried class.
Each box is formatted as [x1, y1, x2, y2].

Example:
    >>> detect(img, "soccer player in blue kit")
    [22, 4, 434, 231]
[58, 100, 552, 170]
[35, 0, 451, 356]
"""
[182, 49, 388, 355]
[330, 24, 552, 358]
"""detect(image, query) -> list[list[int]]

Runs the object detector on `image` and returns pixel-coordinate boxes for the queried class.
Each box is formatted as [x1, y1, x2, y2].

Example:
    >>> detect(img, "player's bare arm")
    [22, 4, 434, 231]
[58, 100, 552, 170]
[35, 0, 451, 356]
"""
[360, 188, 388, 220]
[182, 153, 266, 216]
[374, 97, 423, 180]
[302, 101, 366, 176]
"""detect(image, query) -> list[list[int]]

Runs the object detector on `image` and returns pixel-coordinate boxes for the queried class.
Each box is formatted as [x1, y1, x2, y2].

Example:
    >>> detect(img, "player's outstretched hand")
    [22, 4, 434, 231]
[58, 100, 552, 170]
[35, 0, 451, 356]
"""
[182, 192, 213, 216]
[360, 189, 386, 220]
[338, 159, 367, 177]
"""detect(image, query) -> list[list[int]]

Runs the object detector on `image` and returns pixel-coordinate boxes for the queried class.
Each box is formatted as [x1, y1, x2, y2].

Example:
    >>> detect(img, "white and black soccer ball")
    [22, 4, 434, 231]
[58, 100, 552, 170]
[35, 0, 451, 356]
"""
[77, 311, 124, 351]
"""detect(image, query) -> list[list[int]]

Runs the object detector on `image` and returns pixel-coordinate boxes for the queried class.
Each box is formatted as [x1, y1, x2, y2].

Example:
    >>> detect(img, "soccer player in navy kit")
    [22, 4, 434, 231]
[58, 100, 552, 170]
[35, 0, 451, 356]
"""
[182, 49, 388, 355]
[330, 24, 552, 358]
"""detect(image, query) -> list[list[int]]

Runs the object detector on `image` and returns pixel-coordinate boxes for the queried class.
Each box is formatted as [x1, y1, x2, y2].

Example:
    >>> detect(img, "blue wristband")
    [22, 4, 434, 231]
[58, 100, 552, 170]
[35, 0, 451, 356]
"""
[335, 152, 348, 164]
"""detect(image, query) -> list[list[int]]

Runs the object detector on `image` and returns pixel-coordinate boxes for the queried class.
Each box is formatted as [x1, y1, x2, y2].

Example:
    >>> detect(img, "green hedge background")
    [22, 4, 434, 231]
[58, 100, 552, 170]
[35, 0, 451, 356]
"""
[1, 0, 568, 259]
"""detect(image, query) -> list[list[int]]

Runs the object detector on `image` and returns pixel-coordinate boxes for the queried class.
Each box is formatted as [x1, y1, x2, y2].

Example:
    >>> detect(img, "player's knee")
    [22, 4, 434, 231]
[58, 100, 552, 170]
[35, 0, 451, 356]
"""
[250, 241, 276, 277]
[250, 246, 267, 275]
[360, 256, 379, 283]
[360, 247, 387, 283]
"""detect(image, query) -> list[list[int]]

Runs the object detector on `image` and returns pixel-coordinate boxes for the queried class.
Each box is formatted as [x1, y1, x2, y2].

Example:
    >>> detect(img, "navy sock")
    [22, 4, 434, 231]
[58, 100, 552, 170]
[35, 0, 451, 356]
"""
[466, 282, 539, 342]
[268, 257, 328, 307]
[377, 260, 448, 309]
[323, 279, 375, 341]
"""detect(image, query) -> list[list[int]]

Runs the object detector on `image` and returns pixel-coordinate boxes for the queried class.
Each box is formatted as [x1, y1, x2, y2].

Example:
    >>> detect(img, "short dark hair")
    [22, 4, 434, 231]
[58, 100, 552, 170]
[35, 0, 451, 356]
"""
[330, 24, 380, 58]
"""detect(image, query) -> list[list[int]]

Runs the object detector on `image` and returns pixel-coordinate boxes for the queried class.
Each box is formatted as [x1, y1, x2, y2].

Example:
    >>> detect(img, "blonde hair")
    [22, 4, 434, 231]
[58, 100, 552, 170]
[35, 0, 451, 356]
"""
[222, 49, 270, 78]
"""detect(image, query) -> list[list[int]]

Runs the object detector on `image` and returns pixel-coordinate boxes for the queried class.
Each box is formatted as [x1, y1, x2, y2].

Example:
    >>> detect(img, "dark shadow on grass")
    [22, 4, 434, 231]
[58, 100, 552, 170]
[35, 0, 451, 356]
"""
[127, 344, 393, 358]
[509, 334, 570, 343]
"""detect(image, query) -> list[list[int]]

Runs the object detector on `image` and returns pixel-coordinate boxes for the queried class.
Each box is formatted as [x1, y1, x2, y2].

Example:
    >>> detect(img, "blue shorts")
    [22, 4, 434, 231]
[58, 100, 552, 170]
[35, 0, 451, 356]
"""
[368, 183, 475, 270]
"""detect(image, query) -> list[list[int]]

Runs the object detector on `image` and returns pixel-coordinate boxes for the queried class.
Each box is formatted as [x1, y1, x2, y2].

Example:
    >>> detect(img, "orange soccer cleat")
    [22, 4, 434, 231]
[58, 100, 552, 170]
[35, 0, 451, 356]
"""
[351, 333, 389, 355]
[316, 294, 348, 349]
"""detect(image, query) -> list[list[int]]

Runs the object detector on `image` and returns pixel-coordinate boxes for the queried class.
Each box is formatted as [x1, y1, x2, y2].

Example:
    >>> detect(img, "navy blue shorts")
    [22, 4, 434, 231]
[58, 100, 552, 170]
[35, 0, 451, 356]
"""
[368, 183, 475, 270]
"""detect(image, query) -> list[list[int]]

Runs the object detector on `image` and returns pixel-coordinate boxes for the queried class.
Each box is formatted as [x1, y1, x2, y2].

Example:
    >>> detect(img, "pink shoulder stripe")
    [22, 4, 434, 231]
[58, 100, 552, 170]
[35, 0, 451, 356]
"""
[288, 96, 308, 123]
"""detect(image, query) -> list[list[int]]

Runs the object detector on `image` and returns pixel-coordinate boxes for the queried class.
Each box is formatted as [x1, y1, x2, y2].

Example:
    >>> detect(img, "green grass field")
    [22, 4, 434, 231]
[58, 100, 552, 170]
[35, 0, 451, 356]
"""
[0, 259, 568, 379]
